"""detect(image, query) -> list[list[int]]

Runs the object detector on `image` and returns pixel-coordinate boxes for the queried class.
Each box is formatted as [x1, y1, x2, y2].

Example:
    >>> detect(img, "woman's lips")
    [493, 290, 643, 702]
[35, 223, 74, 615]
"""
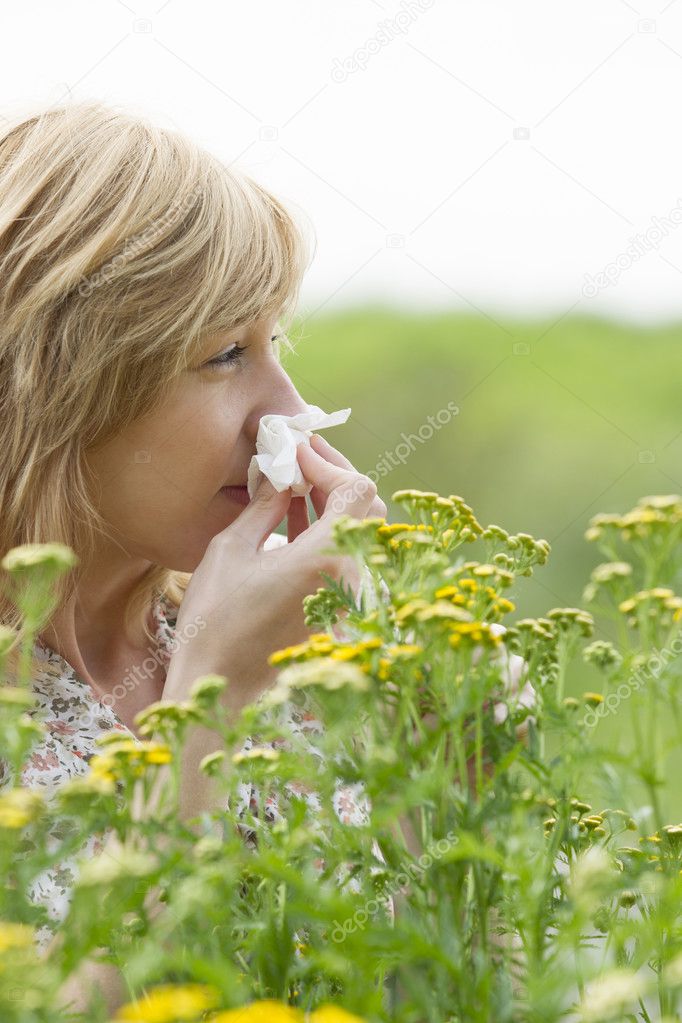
[220, 485, 251, 506]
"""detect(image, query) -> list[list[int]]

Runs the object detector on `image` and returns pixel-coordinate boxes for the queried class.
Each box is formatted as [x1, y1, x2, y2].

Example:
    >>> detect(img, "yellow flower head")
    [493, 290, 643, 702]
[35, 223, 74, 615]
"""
[268, 633, 335, 666]
[210, 1001, 303, 1023]
[114, 982, 220, 1022]
[0, 921, 36, 953]
[88, 739, 172, 782]
[57, 773, 117, 800]
[416, 601, 473, 624]
[272, 658, 369, 699]
[457, 578, 478, 592]
[232, 746, 280, 765]
[0, 788, 45, 828]
[386, 643, 423, 658]
[377, 522, 415, 537]
[448, 622, 502, 649]
[310, 1007, 368, 1023]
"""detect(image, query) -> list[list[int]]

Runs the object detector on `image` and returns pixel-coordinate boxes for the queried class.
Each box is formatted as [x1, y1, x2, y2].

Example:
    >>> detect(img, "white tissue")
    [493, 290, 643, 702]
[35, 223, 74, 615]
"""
[247, 405, 352, 499]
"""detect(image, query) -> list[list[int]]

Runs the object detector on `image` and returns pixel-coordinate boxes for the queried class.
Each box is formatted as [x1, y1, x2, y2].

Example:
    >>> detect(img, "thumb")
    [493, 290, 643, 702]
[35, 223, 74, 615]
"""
[228, 474, 293, 549]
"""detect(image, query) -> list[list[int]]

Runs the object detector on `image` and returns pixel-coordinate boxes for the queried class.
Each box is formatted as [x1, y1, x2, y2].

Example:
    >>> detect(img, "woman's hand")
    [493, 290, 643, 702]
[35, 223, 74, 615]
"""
[163, 433, 387, 706]
[286, 432, 387, 542]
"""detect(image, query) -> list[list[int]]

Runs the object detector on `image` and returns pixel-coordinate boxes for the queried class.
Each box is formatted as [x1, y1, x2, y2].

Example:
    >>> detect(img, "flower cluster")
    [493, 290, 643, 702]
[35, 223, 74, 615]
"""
[543, 799, 636, 846]
[481, 525, 551, 577]
[87, 736, 173, 789]
[503, 616, 559, 682]
[264, 658, 371, 707]
[585, 495, 682, 545]
[0, 787, 45, 828]
[545, 606, 595, 638]
[583, 639, 623, 671]
[432, 569, 517, 620]
[618, 587, 682, 628]
[302, 587, 348, 629]
[112, 986, 368, 1022]
[391, 490, 485, 545]
[268, 633, 382, 669]
[582, 561, 633, 604]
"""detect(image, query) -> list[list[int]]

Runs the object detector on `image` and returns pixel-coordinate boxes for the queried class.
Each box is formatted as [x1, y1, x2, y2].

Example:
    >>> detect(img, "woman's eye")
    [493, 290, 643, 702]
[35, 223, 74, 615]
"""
[207, 343, 248, 369]
[206, 334, 280, 370]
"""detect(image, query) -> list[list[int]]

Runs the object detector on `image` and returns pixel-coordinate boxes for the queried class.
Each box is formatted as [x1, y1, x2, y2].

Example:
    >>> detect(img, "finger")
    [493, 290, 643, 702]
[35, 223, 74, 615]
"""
[287, 495, 310, 543]
[309, 484, 327, 520]
[296, 442, 378, 521]
[306, 437, 387, 520]
[309, 432, 356, 471]
[227, 476, 293, 549]
[307, 435, 356, 519]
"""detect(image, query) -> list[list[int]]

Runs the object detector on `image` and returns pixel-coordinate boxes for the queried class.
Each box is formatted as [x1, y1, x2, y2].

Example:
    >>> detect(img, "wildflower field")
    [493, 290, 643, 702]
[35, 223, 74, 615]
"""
[2, 487, 682, 1021]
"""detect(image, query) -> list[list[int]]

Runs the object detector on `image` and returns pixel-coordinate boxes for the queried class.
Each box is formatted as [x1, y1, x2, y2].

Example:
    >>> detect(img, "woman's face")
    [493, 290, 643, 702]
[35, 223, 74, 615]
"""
[86, 315, 309, 572]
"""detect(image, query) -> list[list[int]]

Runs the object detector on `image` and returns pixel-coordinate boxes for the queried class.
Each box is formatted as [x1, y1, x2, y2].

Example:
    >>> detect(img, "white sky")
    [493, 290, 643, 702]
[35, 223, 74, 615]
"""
[5, 0, 682, 324]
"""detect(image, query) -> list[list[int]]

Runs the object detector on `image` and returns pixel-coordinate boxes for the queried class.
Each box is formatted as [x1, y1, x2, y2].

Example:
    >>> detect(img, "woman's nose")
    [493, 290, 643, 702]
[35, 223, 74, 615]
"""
[246, 383, 310, 436]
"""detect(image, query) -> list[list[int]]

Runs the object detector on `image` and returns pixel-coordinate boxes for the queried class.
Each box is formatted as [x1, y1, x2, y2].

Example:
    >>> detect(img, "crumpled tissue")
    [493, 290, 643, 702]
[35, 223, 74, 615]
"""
[247, 404, 351, 499]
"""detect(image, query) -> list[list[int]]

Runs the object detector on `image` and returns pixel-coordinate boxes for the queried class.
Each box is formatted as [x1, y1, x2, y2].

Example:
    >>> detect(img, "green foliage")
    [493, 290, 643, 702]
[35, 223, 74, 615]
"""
[3, 490, 682, 1020]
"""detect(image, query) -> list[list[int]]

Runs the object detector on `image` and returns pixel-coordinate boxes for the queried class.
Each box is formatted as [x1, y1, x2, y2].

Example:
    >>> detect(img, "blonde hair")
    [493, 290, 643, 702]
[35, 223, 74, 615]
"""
[0, 99, 313, 653]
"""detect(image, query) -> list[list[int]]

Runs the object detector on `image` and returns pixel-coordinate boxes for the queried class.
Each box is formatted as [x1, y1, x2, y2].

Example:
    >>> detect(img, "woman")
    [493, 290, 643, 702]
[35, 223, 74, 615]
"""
[0, 99, 389, 1011]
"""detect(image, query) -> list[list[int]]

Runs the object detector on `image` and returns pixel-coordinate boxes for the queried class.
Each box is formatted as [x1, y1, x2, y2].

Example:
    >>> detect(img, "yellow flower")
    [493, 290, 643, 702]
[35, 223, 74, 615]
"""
[90, 739, 172, 779]
[389, 537, 413, 550]
[96, 736, 143, 757]
[143, 743, 173, 765]
[88, 754, 119, 785]
[416, 601, 472, 623]
[386, 643, 423, 658]
[134, 700, 195, 736]
[329, 646, 361, 661]
[57, 773, 117, 799]
[210, 1001, 303, 1023]
[309, 1007, 368, 1023]
[326, 638, 380, 663]
[448, 622, 502, 649]
[582, 692, 604, 707]
[273, 659, 369, 696]
[458, 578, 478, 592]
[232, 746, 280, 764]
[0, 788, 45, 828]
[268, 633, 335, 666]
[0, 921, 36, 952]
[392, 488, 439, 503]
[377, 522, 415, 536]
[377, 657, 392, 682]
[114, 982, 220, 1022]
[393, 599, 431, 623]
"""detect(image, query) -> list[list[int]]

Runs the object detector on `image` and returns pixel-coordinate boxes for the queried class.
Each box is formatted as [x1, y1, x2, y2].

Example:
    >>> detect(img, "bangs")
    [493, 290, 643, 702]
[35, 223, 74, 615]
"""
[176, 157, 312, 366]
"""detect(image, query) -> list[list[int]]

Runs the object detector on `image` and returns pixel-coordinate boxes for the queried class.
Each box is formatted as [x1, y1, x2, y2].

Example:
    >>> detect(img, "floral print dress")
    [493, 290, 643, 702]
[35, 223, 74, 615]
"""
[0, 534, 392, 953]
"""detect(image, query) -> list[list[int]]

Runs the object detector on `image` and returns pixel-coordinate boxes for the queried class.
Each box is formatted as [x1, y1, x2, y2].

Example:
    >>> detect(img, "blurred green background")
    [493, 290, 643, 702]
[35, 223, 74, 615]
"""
[281, 307, 682, 816]
[283, 307, 681, 618]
